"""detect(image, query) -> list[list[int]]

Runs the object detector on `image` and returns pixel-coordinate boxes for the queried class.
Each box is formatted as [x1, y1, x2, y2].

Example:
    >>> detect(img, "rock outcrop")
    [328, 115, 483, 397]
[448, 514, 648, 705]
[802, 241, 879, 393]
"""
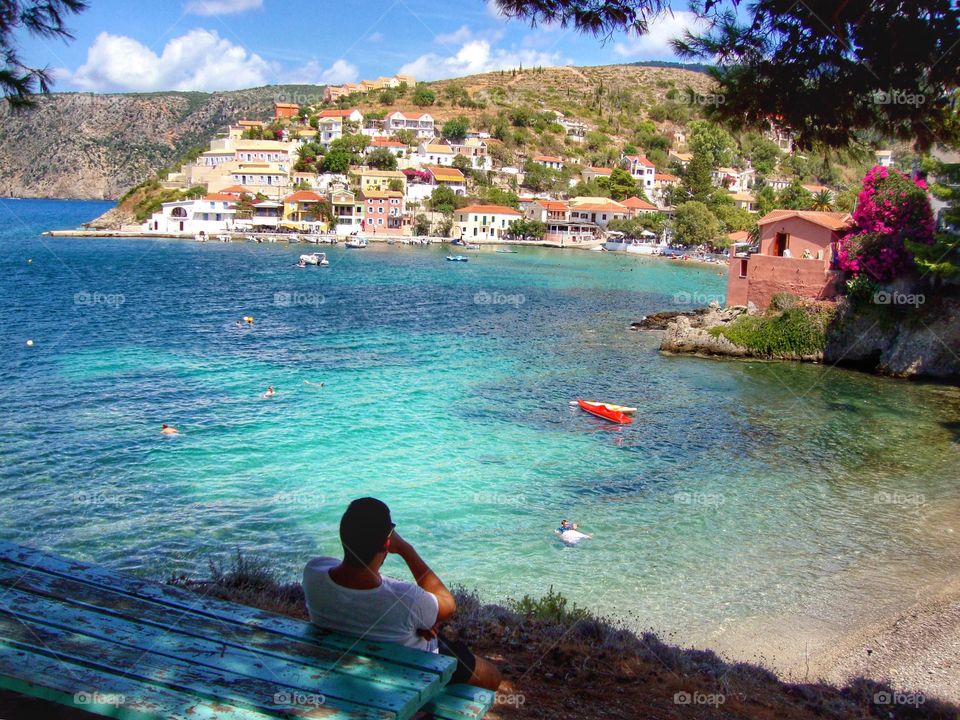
[636, 303, 756, 358]
[825, 292, 960, 381]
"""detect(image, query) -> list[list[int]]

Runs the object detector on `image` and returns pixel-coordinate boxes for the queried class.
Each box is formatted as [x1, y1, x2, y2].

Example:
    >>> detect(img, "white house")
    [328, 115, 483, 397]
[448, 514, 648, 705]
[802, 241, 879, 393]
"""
[622, 154, 656, 200]
[875, 149, 893, 167]
[567, 197, 629, 227]
[145, 194, 238, 235]
[532, 155, 564, 170]
[316, 108, 364, 146]
[453, 204, 522, 240]
[414, 142, 456, 166]
[386, 111, 435, 139]
[713, 166, 755, 193]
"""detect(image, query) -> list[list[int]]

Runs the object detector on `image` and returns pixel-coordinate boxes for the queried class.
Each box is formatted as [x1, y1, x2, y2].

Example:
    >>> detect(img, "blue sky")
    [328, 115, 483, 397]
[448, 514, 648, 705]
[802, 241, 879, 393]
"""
[14, 0, 706, 93]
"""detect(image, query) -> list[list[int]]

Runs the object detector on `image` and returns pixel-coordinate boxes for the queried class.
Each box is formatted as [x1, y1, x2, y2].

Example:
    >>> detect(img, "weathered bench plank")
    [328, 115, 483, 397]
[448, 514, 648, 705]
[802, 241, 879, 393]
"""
[0, 610, 393, 719]
[0, 562, 439, 699]
[0, 641, 283, 720]
[420, 685, 495, 720]
[0, 585, 418, 719]
[0, 543, 452, 678]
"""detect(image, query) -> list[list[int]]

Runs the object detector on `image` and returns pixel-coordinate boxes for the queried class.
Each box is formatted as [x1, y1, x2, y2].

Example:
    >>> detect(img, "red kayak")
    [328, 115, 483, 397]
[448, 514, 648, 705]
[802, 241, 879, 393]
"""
[577, 399, 633, 424]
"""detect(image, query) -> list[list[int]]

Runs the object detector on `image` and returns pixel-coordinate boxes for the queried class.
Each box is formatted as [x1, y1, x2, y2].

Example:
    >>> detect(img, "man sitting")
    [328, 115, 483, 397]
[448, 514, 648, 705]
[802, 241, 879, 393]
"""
[303, 497, 501, 691]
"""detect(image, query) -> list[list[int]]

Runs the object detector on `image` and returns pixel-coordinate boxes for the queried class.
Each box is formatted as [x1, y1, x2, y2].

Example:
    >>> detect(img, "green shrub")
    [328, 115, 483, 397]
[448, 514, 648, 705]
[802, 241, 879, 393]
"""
[508, 586, 590, 625]
[709, 306, 831, 356]
[769, 292, 800, 311]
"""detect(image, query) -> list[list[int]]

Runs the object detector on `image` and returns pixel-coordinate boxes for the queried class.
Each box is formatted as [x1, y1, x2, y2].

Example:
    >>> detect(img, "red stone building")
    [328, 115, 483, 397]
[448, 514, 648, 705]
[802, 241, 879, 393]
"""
[727, 210, 850, 309]
[274, 102, 299, 120]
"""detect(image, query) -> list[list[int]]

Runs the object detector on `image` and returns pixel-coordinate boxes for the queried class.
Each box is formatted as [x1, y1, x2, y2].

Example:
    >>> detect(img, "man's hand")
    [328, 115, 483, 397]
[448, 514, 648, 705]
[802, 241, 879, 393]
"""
[387, 531, 413, 556]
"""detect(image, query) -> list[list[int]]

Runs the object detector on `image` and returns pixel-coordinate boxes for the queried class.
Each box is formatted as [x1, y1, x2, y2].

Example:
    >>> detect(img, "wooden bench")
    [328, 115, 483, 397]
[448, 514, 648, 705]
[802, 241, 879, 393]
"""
[0, 542, 494, 720]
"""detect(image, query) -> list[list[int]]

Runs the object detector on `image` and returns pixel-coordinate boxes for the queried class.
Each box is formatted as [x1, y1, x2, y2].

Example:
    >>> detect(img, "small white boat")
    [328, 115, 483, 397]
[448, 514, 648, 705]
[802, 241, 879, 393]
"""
[446, 255, 469, 262]
[299, 252, 329, 266]
[244, 235, 256, 243]
[345, 237, 368, 249]
[194, 232, 207, 243]
[287, 234, 301, 244]
[465, 243, 480, 250]
[217, 234, 231, 242]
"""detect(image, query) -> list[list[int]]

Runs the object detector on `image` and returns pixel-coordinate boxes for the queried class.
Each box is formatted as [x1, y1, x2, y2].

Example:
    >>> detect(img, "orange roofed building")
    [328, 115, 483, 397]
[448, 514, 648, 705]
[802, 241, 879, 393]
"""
[727, 210, 850, 309]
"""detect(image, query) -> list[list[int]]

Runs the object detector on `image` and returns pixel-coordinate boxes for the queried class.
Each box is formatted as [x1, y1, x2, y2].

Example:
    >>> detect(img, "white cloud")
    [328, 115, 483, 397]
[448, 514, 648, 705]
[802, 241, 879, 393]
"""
[185, 0, 262, 15]
[613, 11, 706, 60]
[68, 29, 274, 92]
[287, 58, 359, 85]
[435, 25, 474, 46]
[399, 40, 569, 81]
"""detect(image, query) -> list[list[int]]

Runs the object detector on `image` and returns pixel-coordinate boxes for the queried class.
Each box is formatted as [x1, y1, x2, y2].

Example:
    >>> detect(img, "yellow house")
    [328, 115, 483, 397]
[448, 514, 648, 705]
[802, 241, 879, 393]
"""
[359, 169, 407, 194]
[282, 190, 328, 227]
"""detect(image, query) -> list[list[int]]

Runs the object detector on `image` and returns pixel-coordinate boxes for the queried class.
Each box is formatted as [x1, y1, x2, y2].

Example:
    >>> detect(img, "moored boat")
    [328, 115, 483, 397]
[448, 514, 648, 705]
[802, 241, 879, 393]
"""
[299, 252, 329, 266]
[576, 399, 633, 424]
[345, 237, 368, 248]
[446, 255, 469, 262]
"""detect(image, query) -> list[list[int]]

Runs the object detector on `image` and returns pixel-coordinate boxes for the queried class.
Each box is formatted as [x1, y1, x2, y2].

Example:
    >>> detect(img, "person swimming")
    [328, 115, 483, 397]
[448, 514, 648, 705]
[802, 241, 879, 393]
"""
[555, 519, 592, 545]
[264, 386, 275, 398]
[160, 424, 178, 435]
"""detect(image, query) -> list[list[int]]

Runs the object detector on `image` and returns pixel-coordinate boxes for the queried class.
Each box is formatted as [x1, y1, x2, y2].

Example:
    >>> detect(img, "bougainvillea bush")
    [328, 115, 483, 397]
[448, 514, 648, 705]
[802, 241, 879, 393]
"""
[836, 166, 935, 282]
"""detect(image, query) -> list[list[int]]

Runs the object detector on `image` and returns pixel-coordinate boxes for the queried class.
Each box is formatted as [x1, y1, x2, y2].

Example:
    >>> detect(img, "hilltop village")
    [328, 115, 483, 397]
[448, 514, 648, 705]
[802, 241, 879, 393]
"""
[128, 69, 898, 250]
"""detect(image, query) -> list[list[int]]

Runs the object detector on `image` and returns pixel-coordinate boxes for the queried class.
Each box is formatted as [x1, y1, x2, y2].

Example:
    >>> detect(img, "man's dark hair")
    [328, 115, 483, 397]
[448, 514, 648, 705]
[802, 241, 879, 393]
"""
[340, 497, 395, 567]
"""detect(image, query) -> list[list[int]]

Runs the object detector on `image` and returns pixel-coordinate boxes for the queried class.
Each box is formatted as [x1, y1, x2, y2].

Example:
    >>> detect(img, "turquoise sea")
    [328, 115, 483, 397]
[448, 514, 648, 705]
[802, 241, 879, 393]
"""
[2, 199, 959, 657]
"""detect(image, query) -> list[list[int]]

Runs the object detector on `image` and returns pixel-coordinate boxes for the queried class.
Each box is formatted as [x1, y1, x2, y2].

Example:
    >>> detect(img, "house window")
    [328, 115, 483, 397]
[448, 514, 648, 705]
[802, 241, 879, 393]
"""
[739, 258, 748, 278]
[473, 227, 478, 236]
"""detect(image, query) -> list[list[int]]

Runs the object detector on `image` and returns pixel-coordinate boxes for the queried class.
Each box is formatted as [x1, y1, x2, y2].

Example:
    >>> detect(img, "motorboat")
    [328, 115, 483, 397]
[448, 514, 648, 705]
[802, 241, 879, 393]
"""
[345, 237, 368, 248]
[446, 255, 469, 262]
[299, 252, 329, 266]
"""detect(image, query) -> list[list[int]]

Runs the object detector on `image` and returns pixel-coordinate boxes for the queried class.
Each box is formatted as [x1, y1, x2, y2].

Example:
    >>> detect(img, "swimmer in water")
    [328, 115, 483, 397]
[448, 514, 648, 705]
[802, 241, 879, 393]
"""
[264, 386, 275, 398]
[161, 424, 178, 435]
[555, 519, 572, 535]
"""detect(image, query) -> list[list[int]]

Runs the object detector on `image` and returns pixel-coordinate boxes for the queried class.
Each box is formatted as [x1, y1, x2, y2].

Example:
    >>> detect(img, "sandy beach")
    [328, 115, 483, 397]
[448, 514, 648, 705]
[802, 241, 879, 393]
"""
[703, 498, 960, 705]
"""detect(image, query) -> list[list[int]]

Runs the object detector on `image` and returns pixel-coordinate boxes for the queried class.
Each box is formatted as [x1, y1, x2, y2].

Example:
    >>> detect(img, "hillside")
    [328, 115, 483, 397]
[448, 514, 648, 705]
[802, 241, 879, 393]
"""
[0, 64, 713, 201]
[0, 85, 323, 200]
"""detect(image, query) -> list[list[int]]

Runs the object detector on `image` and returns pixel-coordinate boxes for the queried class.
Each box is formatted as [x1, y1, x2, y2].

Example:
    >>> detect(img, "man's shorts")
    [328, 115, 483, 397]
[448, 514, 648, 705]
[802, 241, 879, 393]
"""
[437, 635, 478, 684]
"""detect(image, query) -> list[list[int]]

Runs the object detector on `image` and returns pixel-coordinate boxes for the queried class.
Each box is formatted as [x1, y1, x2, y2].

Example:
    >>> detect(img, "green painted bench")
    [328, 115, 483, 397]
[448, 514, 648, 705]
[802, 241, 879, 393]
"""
[0, 542, 494, 720]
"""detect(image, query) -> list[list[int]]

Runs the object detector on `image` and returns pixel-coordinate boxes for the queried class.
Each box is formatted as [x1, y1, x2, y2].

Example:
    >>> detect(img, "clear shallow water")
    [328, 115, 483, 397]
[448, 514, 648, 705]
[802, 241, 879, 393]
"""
[1, 199, 959, 650]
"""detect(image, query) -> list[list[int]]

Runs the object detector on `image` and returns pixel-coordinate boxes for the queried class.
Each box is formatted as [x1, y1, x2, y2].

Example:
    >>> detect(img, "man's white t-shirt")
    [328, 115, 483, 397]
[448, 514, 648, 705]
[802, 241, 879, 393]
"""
[302, 556, 440, 652]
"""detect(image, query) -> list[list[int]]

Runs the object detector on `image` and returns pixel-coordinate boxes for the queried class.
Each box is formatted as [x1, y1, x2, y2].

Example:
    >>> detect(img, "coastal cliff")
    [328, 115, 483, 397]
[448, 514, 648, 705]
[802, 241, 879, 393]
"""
[825, 292, 960, 380]
[0, 85, 322, 200]
[641, 292, 960, 383]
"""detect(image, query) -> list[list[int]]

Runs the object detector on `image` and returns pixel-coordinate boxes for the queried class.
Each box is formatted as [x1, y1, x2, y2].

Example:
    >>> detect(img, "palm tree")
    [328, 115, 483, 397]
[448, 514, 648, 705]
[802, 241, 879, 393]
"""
[811, 189, 834, 212]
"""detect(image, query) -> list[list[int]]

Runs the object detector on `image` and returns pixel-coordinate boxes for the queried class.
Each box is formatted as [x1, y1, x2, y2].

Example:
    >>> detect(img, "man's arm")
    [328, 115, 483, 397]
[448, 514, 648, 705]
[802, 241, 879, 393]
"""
[387, 532, 456, 622]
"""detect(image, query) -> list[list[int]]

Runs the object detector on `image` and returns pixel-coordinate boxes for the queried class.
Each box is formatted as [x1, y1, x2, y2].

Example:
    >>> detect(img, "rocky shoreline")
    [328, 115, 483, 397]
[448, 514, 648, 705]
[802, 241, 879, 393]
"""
[632, 303, 825, 362]
[634, 295, 960, 382]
